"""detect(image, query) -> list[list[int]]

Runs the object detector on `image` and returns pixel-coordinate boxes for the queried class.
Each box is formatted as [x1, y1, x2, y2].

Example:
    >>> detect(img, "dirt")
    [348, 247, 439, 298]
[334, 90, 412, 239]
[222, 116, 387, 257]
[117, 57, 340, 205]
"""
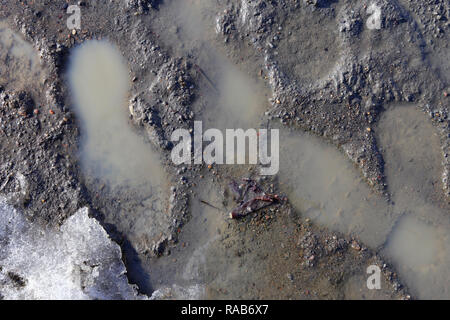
[0, 0, 448, 300]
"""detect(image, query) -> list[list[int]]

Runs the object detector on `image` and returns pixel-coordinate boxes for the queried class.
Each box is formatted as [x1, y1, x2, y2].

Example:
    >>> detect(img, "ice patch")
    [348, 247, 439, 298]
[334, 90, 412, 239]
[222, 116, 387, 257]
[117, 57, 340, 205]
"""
[0, 197, 145, 300]
[150, 284, 205, 300]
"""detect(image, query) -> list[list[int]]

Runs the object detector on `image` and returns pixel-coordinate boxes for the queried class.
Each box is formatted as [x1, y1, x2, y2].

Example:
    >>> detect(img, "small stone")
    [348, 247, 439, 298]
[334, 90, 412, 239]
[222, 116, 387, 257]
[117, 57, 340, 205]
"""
[351, 240, 361, 251]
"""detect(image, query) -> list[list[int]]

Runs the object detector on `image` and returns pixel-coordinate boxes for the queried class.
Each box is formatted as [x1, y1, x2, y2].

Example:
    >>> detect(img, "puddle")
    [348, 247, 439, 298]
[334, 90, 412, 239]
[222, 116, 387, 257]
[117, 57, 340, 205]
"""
[68, 40, 171, 254]
[276, 4, 341, 87]
[384, 214, 450, 299]
[202, 59, 269, 130]
[386, 215, 443, 272]
[377, 105, 444, 205]
[0, 21, 44, 92]
[278, 129, 396, 249]
[377, 105, 450, 299]
[152, 0, 218, 57]
[144, 179, 227, 295]
[68, 40, 166, 188]
[276, 104, 449, 299]
[153, 0, 270, 129]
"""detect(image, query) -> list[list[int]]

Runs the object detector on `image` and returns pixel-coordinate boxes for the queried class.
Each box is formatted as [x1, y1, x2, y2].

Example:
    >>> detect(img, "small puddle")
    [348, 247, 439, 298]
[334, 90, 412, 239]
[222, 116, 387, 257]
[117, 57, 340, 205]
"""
[202, 58, 269, 130]
[377, 105, 444, 205]
[152, 0, 218, 57]
[384, 213, 450, 299]
[0, 21, 44, 92]
[275, 4, 342, 87]
[154, 0, 270, 130]
[278, 129, 396, 249]
[378, 105, 450, 299]
[144, 179, 227, 294]
[68, 40, 166, 188]
[68, 40, 171, 253]
[276, 104, 449, 299]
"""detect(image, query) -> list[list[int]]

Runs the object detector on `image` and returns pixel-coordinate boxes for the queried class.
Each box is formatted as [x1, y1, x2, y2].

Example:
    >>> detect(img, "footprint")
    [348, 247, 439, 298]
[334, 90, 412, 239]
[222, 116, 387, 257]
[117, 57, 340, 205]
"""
[279, 104, 449, 298]
[378, 104, 450, 299]
[0, 21, 45, 94]
[68, 40, 171, 254]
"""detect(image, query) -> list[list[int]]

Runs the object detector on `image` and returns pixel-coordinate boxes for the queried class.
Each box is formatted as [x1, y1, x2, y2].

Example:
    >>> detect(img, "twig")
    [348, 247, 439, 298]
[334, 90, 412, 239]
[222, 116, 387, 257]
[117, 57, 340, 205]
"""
[200, 199, 224, 212]
[194, 64, 219, 93]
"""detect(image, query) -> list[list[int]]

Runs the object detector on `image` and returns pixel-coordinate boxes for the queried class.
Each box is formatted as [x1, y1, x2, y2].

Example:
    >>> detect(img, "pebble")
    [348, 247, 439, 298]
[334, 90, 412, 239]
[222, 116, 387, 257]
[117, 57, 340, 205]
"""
[286, 273, 294, 281]
[351, 240, 361, 251]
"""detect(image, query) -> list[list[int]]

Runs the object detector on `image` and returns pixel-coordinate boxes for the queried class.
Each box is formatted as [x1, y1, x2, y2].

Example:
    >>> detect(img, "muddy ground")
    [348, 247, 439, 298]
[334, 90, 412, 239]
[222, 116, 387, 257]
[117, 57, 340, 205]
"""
[0, 0, 448, 299]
